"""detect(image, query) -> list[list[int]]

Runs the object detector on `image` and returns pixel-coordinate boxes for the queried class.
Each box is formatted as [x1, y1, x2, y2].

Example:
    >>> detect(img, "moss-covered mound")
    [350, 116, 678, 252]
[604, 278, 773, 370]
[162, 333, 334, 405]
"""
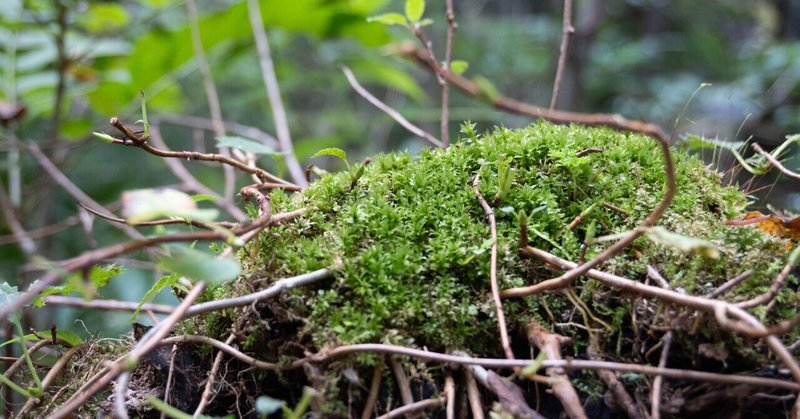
[190, 121, 796, 416]
[218, 122, 793, 354]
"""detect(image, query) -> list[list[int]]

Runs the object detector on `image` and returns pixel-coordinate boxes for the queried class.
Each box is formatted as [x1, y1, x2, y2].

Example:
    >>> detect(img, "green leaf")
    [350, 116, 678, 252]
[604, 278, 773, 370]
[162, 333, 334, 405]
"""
[645, 227, 720, 259]
[311, 147, 347, 162]
[405, 0, 425, 23]
[31, 265, 122, 307]
[367, 13, 407, 26]
[0, 329, 82, 348]
[158, 246, 241, 284]
[121, 188, 218, 223]
[131, 273, 179, 322]
[76, 3, 129, 33]
[450, 60, 469, 75]
[216, 136, 280, 155]
[0, 282, 20, 309]
[92, 132, 116, 143]
[191, 194, 219, 203]
[417, 18, 434, 27]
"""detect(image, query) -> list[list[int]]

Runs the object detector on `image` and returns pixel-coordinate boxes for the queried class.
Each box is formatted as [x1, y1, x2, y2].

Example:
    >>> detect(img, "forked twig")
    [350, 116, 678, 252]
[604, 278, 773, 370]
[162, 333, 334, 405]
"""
[472, 173, 514, 360]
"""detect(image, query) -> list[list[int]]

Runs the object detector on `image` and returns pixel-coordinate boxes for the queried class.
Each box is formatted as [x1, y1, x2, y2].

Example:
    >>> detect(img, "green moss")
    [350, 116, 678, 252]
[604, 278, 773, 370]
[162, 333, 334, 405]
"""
[231, 121, 793, 358]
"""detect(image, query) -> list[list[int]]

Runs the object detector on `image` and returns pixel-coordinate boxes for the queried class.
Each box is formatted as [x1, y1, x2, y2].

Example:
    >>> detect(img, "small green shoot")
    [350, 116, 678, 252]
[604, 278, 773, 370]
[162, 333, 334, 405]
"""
[520, 351, 548, 378]
[157, 245, 241, 284]
[460, 121, 479, 142]
[450, 60, 469, 75]
[310, 147, 349, 169]
[131, 273, 180, 321]
[492, 155, 516, 206]
[645, 227, 720, 259]
[92, 132, 116, 143]
[136, 91, 150, 142]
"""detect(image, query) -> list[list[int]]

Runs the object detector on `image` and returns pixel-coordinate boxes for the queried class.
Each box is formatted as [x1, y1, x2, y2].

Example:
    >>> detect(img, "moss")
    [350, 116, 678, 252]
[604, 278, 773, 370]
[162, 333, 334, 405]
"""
[222, 121, 793, 361]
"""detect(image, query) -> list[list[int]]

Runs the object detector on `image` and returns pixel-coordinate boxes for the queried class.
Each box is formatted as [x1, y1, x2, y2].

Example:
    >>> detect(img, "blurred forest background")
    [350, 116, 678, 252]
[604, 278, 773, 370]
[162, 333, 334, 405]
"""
[1, 0, 800, 338]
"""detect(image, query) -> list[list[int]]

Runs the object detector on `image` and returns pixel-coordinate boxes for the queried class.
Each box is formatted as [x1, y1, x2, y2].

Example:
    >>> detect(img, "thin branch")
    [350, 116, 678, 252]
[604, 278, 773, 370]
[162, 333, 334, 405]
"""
[510, 246, 800, 385]
[752, 143, 800, 180]
[375, 397, 444, 419]
[151, 114, 279, 150]
[41, 296, 174, 314]
[109, 117, 299, 189]
[0, 214, 78, 246]
[24, 141, 146, 240]
[550, 0, 574, 110]
[341, 66, 443, 148]
[390, 357, 420, 419]
[78, 202, 236, 229]
[705, 270, 752, 299]
[735, 252, 796, 309]
[586, 334, 644, 419]
[401, 46, 671, 142]
[0, 178, 37, 257]
[464, 369, 484, 419]
[151, 338, 800, 392]
[651, 331, 673, 419]
[160, 344, 179, 419]
[444, 373, 455, 419]
[193, 333, 236, 416]
[148, 124, 246, 220]
[471, 173, 514, 360]
[528, 323, 587, 419]
[49, 284, 206, 419]
[185, 0, 237, 203]
[246, 0, 307, 187]
[361, 356, 385, 419]
[441, 0, 458, 147]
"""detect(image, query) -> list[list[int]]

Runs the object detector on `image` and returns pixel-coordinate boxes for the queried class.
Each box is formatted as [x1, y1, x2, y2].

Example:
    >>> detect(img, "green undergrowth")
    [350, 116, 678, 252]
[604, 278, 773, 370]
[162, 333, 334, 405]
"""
[215, 121, 795, 361]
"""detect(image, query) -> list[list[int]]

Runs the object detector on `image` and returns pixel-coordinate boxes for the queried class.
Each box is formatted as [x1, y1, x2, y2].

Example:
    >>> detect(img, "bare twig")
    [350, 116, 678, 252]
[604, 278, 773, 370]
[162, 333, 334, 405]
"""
[464, 369, 485, 419]
[361, 356, 385, 419]
[735, 253, 796, 309]
[50, 284, 205, 419]
[444, 373, 455, 419]
[402, 46, 671, 142]
[0, 214, 78, 245]
[375, 397, 444, 419]
[160, 344, 179, 419]
[246, 0, 307, 187]
[151, 114, 279, 150]
[25, 141, 146, 240]
[527, 323, 587, 419]
[651, 331, 673, 419]
[341, 66, 443, 148]
[42, 296, 173, 314]
[18, 344, 84, 417]
[390, 357, 420, 419]
[441, 0, 458, 147]
[705, 270, 753, 299]
[109, 117, 298, 189]
[194, 333, 236, 416]
[752, 143, 800, 180]
[550, 0, 574, 110]
[148, 124, 246, 220]
[0, 178, 36, 257]
[78, 202, 236, 229]
[472, 173, 514, 360]
[185, 0, 237, 203]
[510, 246, 800, 385]
[586, 334, 644, 419]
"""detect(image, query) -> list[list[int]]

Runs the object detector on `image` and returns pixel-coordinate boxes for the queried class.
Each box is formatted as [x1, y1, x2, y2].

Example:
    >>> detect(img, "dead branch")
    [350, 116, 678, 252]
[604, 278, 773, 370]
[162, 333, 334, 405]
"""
[463, 368, 485, 419]
[550, 0, 574, 110]
[510, 246, 800, 385]
[586, 334, 644, 419]
[193, 333, 236, 416]
[390, 357, 420, 419]
[705, 270, 753, 299]
[341, 66, 443, 148]
[752, 143, 800, 180]
[527, 322, 587, 419]
[472, 173, 514, 360]
[108, 117, 299, 189]
[78, 202, 236, 229]
[375, 397, 445, 419]
[361, 356, 385, 419]
[246, 0, 307, 187]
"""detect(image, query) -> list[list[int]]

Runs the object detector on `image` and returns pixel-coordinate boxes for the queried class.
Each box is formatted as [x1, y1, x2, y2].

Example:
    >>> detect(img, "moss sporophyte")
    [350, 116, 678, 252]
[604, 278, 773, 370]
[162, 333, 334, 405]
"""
[215, 121, 793, 363]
